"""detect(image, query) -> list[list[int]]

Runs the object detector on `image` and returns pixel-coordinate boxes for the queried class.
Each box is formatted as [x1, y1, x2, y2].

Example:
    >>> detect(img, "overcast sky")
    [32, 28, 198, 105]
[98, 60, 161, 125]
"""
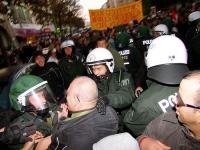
[79, 0, 107, 22]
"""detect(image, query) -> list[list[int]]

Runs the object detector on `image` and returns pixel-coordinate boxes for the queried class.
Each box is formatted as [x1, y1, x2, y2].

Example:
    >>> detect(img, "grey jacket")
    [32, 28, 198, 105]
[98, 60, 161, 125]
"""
[139, 111, 200, 150]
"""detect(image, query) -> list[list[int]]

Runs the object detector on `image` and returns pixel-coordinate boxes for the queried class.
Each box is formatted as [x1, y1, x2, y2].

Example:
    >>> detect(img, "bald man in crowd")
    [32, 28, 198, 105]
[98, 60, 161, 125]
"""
[138, 70, 200, 150]
[36, 76, 118, 150]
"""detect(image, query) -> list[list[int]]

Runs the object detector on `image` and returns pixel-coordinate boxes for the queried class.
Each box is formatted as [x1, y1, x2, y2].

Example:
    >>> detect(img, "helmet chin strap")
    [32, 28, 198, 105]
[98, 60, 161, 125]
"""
[22, 105, 36, 113]
[22, 105, 50, 118]
[36, 108, 50, 119]
[99, 74, 109, 80]
[92, 72, 111, 81]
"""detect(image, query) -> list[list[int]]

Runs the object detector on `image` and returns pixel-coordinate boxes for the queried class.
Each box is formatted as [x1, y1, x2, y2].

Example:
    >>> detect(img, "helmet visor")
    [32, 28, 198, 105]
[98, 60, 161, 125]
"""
[18, 81, 55, 111]
[85, 59, 113, 66]
[153, 31, 162, 37]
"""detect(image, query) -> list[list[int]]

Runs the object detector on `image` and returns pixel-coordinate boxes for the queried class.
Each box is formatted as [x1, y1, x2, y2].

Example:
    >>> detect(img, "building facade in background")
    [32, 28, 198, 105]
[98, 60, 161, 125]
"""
[102, 0, 137, 8]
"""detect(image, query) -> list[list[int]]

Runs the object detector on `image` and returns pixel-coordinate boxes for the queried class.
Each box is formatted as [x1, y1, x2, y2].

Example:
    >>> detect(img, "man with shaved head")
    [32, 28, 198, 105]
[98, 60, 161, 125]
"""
[36, 76, 118, 150]
[138, 70, 200, 150]
[66, 76, 98, 112]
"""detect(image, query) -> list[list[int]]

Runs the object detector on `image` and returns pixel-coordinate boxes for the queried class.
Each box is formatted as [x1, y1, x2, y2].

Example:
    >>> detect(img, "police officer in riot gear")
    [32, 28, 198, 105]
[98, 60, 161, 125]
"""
[152, 24, 169, 38]
[115, 30, 144, 98]
[134, 23, 170, 97]
[6, 75, 56, 149]
[115, 30, 142, 74]
[123, 35, 189, 137]
[185, 11, 200, 70]
[85, 48, 135, 126]
[185, 11, 200, 45]
[131, 23, 154, 97]
[59, 40, 86, 89]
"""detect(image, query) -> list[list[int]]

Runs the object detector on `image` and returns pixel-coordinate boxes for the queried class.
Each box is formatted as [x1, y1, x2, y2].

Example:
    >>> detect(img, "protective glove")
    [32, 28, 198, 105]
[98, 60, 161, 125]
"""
[2, 120, 37, 144]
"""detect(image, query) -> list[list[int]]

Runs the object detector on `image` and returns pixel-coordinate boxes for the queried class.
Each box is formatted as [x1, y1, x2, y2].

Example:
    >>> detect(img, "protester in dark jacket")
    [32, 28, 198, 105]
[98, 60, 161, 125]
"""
[30, 51, 65, 102]
[36, 76, 119, 150]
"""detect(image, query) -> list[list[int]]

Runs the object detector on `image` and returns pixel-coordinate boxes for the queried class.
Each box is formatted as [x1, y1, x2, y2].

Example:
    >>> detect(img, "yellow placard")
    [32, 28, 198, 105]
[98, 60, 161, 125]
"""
[89, 0, 143, 30]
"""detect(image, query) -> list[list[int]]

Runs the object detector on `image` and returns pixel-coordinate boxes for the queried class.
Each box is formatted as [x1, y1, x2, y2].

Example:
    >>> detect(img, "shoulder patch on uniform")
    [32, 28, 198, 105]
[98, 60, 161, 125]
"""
[120, 78, 130, 86]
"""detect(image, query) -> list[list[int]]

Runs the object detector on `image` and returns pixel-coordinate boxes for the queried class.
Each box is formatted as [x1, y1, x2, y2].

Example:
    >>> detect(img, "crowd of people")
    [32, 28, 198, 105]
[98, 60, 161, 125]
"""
[0, 2, 200, 150]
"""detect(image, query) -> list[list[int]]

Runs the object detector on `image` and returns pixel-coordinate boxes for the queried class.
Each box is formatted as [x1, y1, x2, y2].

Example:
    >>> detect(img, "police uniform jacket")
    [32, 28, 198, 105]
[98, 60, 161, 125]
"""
[124, 81, 178, 137]
[93, 70, 135, 112]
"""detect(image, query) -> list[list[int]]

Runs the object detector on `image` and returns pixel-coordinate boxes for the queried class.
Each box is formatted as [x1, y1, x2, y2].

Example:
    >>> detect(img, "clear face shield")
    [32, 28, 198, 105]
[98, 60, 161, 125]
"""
[17, 81, 55, 116]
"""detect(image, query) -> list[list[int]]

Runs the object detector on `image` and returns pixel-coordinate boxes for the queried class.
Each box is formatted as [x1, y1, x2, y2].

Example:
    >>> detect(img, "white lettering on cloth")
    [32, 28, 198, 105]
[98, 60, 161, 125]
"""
[158, 92, 177, 113]
[142, 39, 152, 45]
[121, 79, 130, 86]
[119, 50, 130, 56]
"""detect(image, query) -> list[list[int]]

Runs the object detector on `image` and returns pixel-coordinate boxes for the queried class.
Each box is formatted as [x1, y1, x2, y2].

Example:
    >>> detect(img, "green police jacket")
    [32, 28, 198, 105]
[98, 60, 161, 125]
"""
[94, 70, 135, 112]
[123, 81, 178, 137]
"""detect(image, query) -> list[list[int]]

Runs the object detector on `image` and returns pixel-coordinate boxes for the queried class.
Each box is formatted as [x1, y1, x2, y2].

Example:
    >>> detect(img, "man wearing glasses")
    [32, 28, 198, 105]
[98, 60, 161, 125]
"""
[138, 70, 200, 150]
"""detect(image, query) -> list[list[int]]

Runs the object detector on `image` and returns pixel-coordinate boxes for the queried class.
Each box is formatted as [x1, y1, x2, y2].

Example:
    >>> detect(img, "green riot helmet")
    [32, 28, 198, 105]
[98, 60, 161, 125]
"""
[9, 75, 55, 116]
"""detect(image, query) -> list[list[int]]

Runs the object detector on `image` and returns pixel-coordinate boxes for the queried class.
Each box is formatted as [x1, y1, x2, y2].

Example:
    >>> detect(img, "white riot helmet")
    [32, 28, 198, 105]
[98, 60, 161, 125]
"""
[60, 40, 75, 49]
[145, 35, 188, 85]
[153, 24, 169, 36]
[86, 48, 114, 74]
[188, 11, 200, 22]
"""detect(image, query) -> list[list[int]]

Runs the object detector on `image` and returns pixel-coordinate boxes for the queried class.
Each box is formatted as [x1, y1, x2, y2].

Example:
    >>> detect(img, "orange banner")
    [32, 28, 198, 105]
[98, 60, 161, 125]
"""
[89, 0, 143, 30]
